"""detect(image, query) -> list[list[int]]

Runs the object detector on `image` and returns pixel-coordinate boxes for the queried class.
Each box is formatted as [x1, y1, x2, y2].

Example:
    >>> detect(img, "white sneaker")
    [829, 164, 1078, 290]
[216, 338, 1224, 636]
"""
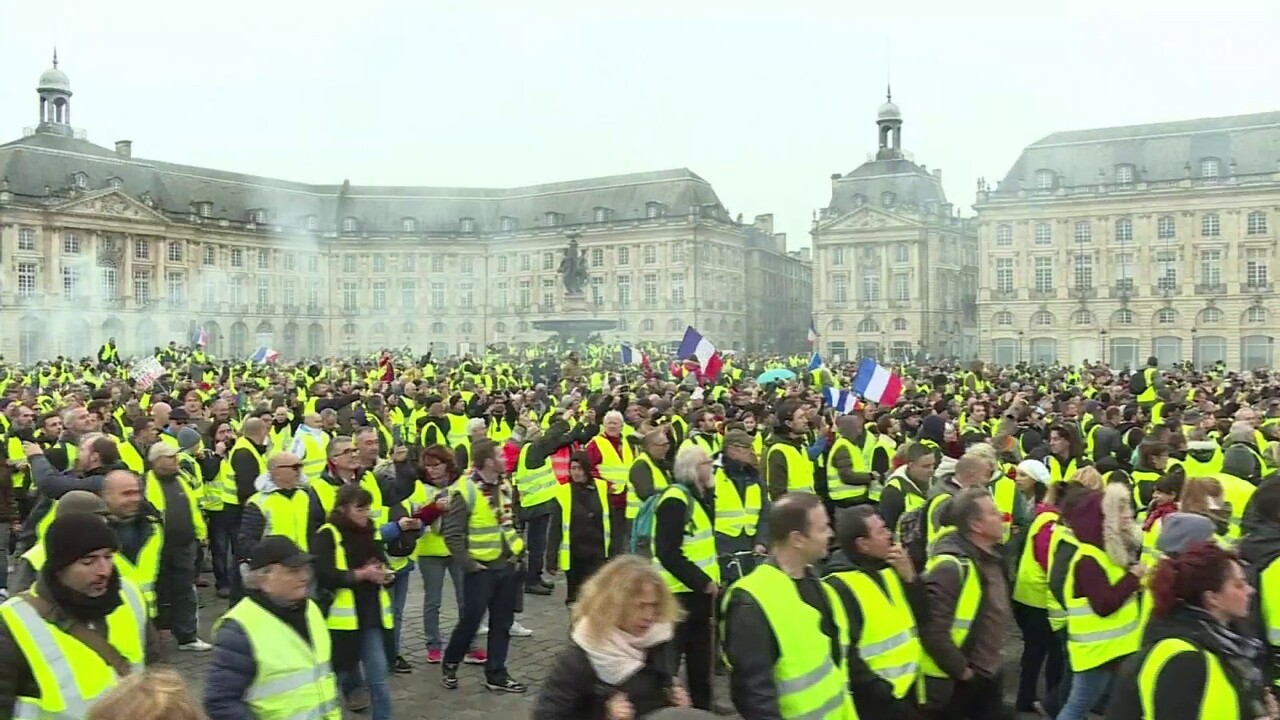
[478, 622, 489, 636]
[509, 620, 533, 637]
[178, 639, 213, 652]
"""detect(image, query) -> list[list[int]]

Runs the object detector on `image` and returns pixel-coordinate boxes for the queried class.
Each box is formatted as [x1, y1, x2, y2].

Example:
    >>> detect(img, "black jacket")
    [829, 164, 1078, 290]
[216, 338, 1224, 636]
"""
[824, 550, 927, 720]
[532, 641, 675, 720]
[1236, 512, 1280, 686]
[653, 482, 715, 594]
[1109, 606, 1260, 720]
[204, 593, 317, 720]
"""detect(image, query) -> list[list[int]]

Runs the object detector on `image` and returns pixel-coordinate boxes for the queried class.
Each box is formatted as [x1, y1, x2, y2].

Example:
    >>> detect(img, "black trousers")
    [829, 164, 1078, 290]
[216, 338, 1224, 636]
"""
[608, 506, 629, 558]
[672, 592, 715, 710]
[1014, 600, 1063, 711]
[928, 672, 1006, 720]
[565, 556, 606, 606]
[523, 513, 552, 589]
[155, 541, 199, 643]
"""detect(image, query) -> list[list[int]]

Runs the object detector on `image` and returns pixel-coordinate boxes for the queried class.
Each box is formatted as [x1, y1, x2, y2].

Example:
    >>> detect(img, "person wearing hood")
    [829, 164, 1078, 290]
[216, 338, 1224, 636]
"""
[917, 487, 1011, 719]
[1239, 477, 1280, 688]
[0, 512, 158, 719]
[824, 505, 926, 720]
[1107, 541, 1272, 720]
[237, 452, 309, 568]
[1055, 483, 1145, 720]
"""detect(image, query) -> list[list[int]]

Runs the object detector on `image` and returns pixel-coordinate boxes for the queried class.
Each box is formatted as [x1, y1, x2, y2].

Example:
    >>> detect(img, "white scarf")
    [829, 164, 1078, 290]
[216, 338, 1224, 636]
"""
[571, 620, 674, 686]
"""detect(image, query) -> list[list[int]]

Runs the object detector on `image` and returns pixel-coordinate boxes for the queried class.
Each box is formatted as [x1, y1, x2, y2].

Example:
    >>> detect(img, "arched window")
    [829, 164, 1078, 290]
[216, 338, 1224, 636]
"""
[1071, 310, 1093, 325]
[994, 311, 1014, 327]
[667, 318, 681, 332]
[494, 321, 507, 334]
[1114, 308, 1134, 325]
[1031, 310, 1054, 327]
[857, 318, 879, 333]
[830, 319, 845, 332]
[1156, 308, 1178, 325]
[1198, 307, 1224, 325]
[1248, 211, 1268, 236]
[995, 225, 1013, 247]
[459, 321, 473, 335]
[1246, 306, 1269, 324]
[430, 321, 445, 334]
[892, 318, 908, 331]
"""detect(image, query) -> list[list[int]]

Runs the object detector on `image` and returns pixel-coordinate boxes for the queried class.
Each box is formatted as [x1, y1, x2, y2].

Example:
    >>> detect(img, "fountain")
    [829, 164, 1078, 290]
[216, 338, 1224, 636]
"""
[532, 232, 618, 345]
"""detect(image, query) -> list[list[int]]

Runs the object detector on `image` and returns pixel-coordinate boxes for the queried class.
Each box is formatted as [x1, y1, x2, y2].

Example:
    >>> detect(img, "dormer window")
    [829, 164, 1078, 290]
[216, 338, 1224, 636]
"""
[304, 214, 319, 231]
[500, 216, 518, 232]
[401, 217, 416, 233]
[198, 202, 213, 218]
[108, 177, 124, 190]
[881, 191, 896, 207]
[1115, 164, 1135, 185]
[459, 217, 476, 233]
[247, 209, 266, 224]
[544, 212, 562, 227]
[1035, 169, 1056, 191]
[645, 202, 664, 219]
[1201, 157, 1220, 183]
[342, 217, 359, 233]
[594, 207, 612, 223]
[73, 172, 88, 190]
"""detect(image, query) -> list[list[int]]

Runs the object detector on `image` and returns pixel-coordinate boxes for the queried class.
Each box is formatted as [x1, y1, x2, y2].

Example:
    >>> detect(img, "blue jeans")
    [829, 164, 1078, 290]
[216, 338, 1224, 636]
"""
[207, 509, 237, 592]
[443, 564, 519, 679]
[389, 564, 412, 657]
[339, 627, 393, 720]
[418, 556, 466, 650]
[1057, 667, 1113, 720]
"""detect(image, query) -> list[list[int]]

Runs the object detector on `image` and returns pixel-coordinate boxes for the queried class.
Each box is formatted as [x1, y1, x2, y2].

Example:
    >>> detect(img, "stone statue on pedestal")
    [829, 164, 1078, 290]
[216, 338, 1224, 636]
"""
[558, 234, 590, 295]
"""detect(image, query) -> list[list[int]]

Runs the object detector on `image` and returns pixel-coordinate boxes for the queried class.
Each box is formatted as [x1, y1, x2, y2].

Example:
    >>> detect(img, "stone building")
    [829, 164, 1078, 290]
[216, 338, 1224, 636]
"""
[743, 214, 813, 352]
[810, 93, 979, 364]
[975, 112, 1280, 370]
[0, 59, 812, 363]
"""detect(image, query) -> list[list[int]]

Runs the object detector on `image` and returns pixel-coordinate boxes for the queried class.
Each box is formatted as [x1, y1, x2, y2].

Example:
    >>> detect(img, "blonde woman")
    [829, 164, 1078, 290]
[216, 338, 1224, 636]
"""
[533, 555, 691, 720]
[86, 669, 206, 720]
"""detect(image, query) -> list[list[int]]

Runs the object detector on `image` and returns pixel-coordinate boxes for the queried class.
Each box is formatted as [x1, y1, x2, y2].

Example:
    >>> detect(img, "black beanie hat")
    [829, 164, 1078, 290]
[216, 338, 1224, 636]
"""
[44, 513, 119, 576]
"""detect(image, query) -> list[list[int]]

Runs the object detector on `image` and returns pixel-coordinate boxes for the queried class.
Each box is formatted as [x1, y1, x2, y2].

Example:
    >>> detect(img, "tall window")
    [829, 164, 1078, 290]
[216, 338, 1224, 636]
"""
[541, 279, 555, 308]
[459, 282, 474, 309]
[995, 225, 1012, 247]
[518, 280, 530, 308]
[1114, 252, 1135, 289]
[433, 256, 446, 273]
[995, 259, 1014, 294]
[862, 271, 881, 302]
[497, 256, 509, 273]
[1115, 218, 1133, 243]
[618, 247, 630, 265]
[894, 273, 911, 300]
[400, 280, 416, 308]
[643, 246, 657, 265]
[133, 269, 150, 304]
[167, 241, 183, 263]
[230, 278, 245, 305]
[1199, 250, 1222, 286]
[341, 282, 357, 311]
[372, 255, 386, 272]
[493, 281, 507, 308]
[257, 277, 270, 305]
[431, 283, 446, 310]
[542, 252, 555, 271]
[203, 277, 218, 306]
[18, 228, 35, 251]
[63, 232, 80, 255]
[590, 277, 603, 305]
[17, 263, 36, 296]
[230, 248, 243, 268]
[591, 248, 604, 267]
[672, 243, 685, 264]
[134, 239, 150, 260]
[832, 247, 846, 265]
[643, 274, 658, 305]
[1034, 223, 1052, 245]
[402, 254, 415, 272]
[671, 272, 685, 306]
[1116, 165, 1134, 185]
[1074, 221, 1092, 243]
[617, 276, 631, 307]
[1033, 256, 1054, 293]
[1202, 214, 1220, 237]
[1073, 254, 1093, 290]
[307, 281, 321, 309]
[832, 275, 848, 303]
[343, 255, 357, 273]
[1248, 211, 1269, 236]
[460, 257, 474, 274]
[101, 268, 118, 299]
[894, 244, 910, 263]
[283, 279, 297, 307]
[1036, 170, 1055, 191]
[1201, 158, 1219, 180]
[256, 250, 268, 270]
[168, 272, 185, 305]
[1246, 248, 1270, 288]
[1157, 216, 1176, 240]
[372, 281, 386, 311]
[203, 245, 216, 266]
[1156, 251, 1178, 289]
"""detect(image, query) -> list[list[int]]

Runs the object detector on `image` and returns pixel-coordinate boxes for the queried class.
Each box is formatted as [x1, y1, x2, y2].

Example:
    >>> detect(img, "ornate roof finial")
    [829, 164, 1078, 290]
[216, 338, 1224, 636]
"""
[52, 47, 58, 69]
[886, 83, 892, 103]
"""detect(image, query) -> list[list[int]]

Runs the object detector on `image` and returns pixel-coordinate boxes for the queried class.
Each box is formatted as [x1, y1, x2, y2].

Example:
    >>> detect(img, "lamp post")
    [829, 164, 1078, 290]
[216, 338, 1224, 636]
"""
[1017, 330, 1025, 364]
[1190, 327, 1198, 370]
[1100, 328, 1108, 365]
[880, 330, 887, 363]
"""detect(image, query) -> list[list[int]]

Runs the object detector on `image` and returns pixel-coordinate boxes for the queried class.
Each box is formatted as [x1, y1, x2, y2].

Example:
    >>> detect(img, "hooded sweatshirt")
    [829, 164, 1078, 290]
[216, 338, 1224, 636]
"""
[1063, 490, 1142, 621]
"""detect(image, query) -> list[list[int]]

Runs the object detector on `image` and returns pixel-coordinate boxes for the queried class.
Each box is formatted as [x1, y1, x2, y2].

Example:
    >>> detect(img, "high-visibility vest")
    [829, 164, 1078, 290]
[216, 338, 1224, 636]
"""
[768, 442, 814, 494]
[652, 484, 720, 594]
[1047, 455, 1079, 484]
[113, 519, 165, 617]
[627, 454, 669, 520]
[214, 598, 341, 720]
[445, 414, 469, 449]
[1213, 472, 1256, 540]
[825, 436, 870, 502]
[387, 483, 428, 572]
[5, 436, 27, 489]
[514, 443, 557, 509]
[1135, 638, 1239, 719]
[249, 489, 311, 551]
[722, 564, 856, 719]
[414, 484, 450, 558]
[680, 433, 722, 459]
[1012, 510, 1058, 609]
[882, 473, 927, 535]
[117, 439, 146, 474]
[991, 476, 1017, 543]
[454, 477, 525, 562]
[201, 458, 229, 512]
[592, 435, 634, 496]
[296, 431, 328, 480]
[1258, 556, 1280, 687]
[315, 523, 393, 631]
[1064, 543, 1141, 672]
[226, 438, 268, 505]
[713, 467, 761, 538]
[1182, 447, 1224, 478]
[1137, 368, 1158, 403]
[144, 471, 207, 542]
[920, 554, 981, 679]
[0, 578, 147, 720]
[826, 567, 921, 699]
[269, 425, 293, 456]
[1047, 524, 1078, 632]
[555, 479, 610, 571]
[360, 470, 387, 526]
[1131, 469, 1161, 520]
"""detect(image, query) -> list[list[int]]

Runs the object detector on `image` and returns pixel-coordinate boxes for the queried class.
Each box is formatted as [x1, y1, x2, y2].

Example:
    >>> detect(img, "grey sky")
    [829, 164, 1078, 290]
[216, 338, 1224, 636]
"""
[3, 0, 1278, 248]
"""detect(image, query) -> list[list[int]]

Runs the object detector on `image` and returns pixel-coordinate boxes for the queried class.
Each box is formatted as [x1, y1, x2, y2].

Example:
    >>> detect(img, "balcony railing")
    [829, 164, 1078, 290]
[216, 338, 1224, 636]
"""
[1108, 284, 1135, 299]
[1069, 287, 1097, 300]
[1153, 283, 1181, 296]
[1246, 282, 1274, 293]
[1195, 283, 1226, 295]
[1029, 288, 1056, 300]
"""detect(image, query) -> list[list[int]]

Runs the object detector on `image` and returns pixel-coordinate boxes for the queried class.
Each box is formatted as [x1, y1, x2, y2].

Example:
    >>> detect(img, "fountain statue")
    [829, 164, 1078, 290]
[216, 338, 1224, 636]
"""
[558, 234, 591, 295]
[533, 232, 618, 346]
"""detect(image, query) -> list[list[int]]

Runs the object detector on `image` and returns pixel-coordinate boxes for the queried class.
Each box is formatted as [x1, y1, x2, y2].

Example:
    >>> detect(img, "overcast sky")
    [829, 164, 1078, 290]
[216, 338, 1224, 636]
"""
[3, 1, 1278, 248]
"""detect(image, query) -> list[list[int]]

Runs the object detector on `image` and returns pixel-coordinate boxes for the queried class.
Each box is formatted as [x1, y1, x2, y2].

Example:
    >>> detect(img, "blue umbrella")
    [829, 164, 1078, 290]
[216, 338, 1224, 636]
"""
[756, 368, 796, 384]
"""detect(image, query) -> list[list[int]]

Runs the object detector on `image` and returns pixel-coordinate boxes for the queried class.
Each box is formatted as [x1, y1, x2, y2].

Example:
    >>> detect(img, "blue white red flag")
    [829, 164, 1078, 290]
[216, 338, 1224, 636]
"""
[852, 358, 903, 405]
[676, 326, 723, 380]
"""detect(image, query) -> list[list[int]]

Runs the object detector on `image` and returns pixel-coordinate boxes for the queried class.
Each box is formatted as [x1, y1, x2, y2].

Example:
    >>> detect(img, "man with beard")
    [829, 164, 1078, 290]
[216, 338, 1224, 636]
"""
[0, 512, 157, 718]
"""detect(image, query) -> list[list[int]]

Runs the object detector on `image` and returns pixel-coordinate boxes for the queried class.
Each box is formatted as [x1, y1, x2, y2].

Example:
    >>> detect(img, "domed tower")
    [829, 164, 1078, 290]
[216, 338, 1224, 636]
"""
[37, 50, 74, 137]
[876, 85, 903, 160]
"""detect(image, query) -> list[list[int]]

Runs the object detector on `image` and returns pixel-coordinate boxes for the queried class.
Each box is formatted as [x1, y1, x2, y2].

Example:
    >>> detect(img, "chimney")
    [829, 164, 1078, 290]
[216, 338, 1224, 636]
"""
[754, 213, 774, 234]
[115, 140, 132, 158]
[932, 168, 942, 180]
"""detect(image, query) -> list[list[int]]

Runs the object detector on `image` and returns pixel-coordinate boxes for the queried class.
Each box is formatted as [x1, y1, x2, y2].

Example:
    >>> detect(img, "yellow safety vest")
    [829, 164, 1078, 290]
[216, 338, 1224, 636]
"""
[445, 414, 469, 448]
[360, 471, 387, 526]
[387, 484, 428, 572]
[825, 436, 870, 502]
[414, 484, 450, 558]
[592, 435, 634, 496]
[455, 477, 525, 562]
[214, 598, 341, 720]
[315, 523, 393, 631]
[920, 554, 981, 679]
[117, 439, 146, 474]
[1012, 510, 1058, 609]
[6, 437, 27, 489]
[555, 479, 610, 571]
[226, 438, 268, 505]
[0, 579, 147, 719]
[249, 489, 312, 551]
[1064, 543, 1141, 672]
[201, 458, 229, 512]
[991, 476, 1017, 543]
[883, 473, 927, 535]
[1047, 455, 1079, 484]
[1047, 524, 1078, 632]
[826, 567, 921, 699]
[113, 520, 164, 617]
[296, 432, 329, 481]
[652, 484, 720, 594]
[627, 454, 670, 521]
[713, 467, 761, 539]
[514, 443, 558, 509]
[144, 471, 207, 542]
[1136, 638, 1239, 719]
[1213, 472, 1256, 540]
[768, 442, 814, 494]
[723, 564, 856, 719]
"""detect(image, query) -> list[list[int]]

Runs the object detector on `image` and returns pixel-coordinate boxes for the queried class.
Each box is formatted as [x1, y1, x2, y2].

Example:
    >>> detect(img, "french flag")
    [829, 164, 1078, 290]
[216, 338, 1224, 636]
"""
[807, 352, 823, 372]
[852, 357, 903, 405]
[824, 387, 862, 414]
[807, 321, 818, 346]
[677, 326, 722, 381]
[249, 345, 280, 364]
[191, 327, 209, 347]
[620, 344, 648, 366]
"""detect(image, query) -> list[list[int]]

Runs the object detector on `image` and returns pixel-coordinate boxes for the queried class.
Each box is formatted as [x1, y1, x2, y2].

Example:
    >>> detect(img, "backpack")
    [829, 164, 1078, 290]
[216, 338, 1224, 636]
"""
[630, 484, 694, 557]
[1128, 369, 1147, 395]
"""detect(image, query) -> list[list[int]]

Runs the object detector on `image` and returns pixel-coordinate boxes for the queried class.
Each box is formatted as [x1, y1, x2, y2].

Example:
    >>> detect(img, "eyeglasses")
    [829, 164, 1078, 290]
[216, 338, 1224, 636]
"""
[278, 463, 303, 471]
